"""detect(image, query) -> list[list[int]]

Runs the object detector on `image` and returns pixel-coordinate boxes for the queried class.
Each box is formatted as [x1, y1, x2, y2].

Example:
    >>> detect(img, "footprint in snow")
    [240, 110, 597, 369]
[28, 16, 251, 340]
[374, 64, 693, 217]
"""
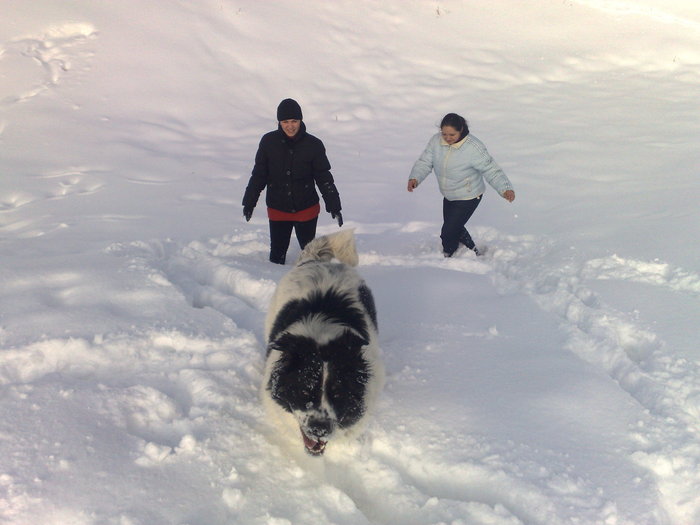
[0, 22, 97, 108]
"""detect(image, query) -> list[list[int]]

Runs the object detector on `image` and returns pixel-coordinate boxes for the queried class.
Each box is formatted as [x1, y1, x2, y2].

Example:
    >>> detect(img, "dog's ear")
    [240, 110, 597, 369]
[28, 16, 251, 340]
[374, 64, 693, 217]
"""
[319, 330, 370, 362]
[341, 330, 369, 350]
[269, 333, 317, 355]
[267, 332, 293, 354]
[267, 341, 282, 354]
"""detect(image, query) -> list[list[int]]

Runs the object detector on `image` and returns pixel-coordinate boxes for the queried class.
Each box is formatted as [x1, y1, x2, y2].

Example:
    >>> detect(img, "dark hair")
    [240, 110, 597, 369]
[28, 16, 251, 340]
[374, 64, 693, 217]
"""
[440, 113, 469, 138]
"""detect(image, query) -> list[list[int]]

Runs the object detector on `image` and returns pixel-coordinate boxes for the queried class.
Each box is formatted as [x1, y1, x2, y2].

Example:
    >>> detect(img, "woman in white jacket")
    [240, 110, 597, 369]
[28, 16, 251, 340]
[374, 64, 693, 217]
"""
[407, 113, 515, 257]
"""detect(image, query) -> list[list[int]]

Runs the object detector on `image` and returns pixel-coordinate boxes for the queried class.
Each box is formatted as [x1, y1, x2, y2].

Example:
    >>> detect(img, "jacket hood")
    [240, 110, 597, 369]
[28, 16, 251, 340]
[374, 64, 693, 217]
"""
[440, 133, 469, 148]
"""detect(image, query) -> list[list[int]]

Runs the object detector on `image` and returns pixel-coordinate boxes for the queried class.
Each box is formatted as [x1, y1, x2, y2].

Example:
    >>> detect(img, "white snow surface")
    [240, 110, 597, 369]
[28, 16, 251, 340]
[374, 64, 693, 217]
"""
[2, 1, 700, 524]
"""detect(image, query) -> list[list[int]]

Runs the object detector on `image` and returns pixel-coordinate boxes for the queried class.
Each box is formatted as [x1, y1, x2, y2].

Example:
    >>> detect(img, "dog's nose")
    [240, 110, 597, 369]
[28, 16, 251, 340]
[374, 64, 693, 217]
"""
[307, 417, 332, 438]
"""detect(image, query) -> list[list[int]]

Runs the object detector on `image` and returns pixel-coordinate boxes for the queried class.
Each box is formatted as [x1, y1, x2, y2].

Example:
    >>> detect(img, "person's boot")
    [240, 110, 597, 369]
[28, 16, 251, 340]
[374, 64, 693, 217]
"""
[459, 232, 481, 256]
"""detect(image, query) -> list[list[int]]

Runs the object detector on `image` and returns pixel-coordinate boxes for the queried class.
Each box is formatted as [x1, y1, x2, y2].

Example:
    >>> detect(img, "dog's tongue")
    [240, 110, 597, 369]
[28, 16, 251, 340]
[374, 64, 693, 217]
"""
[301, 430, 327, 455]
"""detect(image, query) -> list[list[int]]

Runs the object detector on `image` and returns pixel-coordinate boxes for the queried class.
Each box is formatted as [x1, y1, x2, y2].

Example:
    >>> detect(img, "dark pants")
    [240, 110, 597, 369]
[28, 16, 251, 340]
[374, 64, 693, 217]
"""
[441, 196, 482, 256]
[269, 217, 318, 264]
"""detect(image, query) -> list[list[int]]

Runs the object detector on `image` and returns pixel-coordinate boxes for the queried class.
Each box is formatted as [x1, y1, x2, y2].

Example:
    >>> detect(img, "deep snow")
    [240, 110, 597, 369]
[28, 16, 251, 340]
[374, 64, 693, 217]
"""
[2, 1, 700, 524]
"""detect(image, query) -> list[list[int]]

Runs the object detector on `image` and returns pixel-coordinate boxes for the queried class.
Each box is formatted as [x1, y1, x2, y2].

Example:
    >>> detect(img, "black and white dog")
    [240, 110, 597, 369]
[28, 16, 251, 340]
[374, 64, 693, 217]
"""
[262, 230, 383, 456]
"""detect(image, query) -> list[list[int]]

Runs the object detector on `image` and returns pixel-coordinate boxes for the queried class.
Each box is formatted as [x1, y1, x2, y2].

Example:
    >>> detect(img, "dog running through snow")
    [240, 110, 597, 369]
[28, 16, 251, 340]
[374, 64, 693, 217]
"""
[261, 229, 383, 456]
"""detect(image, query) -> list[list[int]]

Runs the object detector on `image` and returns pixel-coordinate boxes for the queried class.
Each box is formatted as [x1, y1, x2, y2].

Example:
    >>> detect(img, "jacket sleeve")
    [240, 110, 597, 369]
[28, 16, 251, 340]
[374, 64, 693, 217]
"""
[312, 143, 342, 213]
[242, 140, 269, 209]
[409, 135, 436, 185]
[473, 146, 513, 195]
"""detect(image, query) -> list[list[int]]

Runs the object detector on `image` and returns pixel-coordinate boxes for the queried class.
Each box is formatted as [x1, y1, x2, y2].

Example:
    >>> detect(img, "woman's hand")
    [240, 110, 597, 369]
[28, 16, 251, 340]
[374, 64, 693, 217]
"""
[407, 179, 418, 192]
[502, 190, 515, 202]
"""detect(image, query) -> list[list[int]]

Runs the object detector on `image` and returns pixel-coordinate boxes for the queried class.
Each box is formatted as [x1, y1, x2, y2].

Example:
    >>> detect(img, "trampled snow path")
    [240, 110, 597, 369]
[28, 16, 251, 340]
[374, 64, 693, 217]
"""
[484, 230, 700, 522]
[3, 195, 698, 523]
[2, 224, 698, 523]
[136, 231, 610, 524]
[98, 224, 699, 524]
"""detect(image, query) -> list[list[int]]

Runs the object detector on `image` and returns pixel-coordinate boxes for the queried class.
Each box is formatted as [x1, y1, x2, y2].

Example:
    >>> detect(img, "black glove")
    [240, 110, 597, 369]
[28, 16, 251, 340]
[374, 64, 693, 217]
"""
[332, 211, 343, 227]
[243, 206, 253, 222]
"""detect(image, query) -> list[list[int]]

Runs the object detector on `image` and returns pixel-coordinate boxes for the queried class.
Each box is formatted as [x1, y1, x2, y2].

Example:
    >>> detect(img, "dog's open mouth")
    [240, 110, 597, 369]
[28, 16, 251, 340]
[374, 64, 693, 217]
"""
[301, 429, 327, 456]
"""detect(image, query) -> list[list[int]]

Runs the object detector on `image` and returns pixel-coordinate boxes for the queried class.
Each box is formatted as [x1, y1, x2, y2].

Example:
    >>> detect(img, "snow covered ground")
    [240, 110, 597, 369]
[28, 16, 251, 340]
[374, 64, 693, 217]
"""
[2, 1, 700, 523]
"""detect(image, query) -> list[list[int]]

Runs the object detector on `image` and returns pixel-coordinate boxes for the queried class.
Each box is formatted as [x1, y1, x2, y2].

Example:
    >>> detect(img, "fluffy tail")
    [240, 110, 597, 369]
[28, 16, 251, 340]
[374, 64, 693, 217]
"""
[296, 229, 359, 267]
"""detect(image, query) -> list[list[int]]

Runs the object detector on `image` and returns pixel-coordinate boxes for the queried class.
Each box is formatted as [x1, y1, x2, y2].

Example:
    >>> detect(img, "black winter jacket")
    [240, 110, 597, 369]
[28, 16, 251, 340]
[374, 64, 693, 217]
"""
[242, 123, 341, 215]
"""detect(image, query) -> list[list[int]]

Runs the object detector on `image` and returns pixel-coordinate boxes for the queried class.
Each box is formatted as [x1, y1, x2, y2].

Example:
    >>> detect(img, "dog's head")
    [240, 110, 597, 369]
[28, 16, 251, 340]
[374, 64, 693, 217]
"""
[266, 330, 371, 456]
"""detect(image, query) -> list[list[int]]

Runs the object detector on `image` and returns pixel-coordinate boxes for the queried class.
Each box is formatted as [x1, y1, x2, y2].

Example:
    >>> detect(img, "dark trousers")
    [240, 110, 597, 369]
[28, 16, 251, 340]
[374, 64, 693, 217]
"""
[441, 196, 482, 255]
[269, 217, 318, 264]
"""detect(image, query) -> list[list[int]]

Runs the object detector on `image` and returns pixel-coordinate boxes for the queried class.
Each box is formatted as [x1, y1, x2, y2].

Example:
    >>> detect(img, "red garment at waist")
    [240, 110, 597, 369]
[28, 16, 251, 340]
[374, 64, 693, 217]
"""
[267, 203, 320, 222]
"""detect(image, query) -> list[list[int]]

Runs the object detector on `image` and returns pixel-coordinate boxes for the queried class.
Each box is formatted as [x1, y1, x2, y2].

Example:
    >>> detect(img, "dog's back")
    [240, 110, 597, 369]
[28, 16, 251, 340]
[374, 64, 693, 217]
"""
[296, 228, 359, 267]
[264, 229, 362, 342]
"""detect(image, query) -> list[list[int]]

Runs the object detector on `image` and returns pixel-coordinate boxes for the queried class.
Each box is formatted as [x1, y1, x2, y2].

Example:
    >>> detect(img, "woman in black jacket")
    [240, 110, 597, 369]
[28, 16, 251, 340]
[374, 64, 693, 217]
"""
[242, 99, 343, 264]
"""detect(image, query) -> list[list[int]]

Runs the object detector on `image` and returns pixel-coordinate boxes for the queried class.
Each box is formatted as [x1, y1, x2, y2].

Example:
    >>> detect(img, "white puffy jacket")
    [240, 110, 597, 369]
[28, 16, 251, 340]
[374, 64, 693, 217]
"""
[409, 132, 513, 201]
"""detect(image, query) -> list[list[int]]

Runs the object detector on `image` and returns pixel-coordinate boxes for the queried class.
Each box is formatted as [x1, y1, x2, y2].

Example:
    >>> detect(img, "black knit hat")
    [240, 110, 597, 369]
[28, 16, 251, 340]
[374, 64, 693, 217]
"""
[277, 98, 303, 121]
